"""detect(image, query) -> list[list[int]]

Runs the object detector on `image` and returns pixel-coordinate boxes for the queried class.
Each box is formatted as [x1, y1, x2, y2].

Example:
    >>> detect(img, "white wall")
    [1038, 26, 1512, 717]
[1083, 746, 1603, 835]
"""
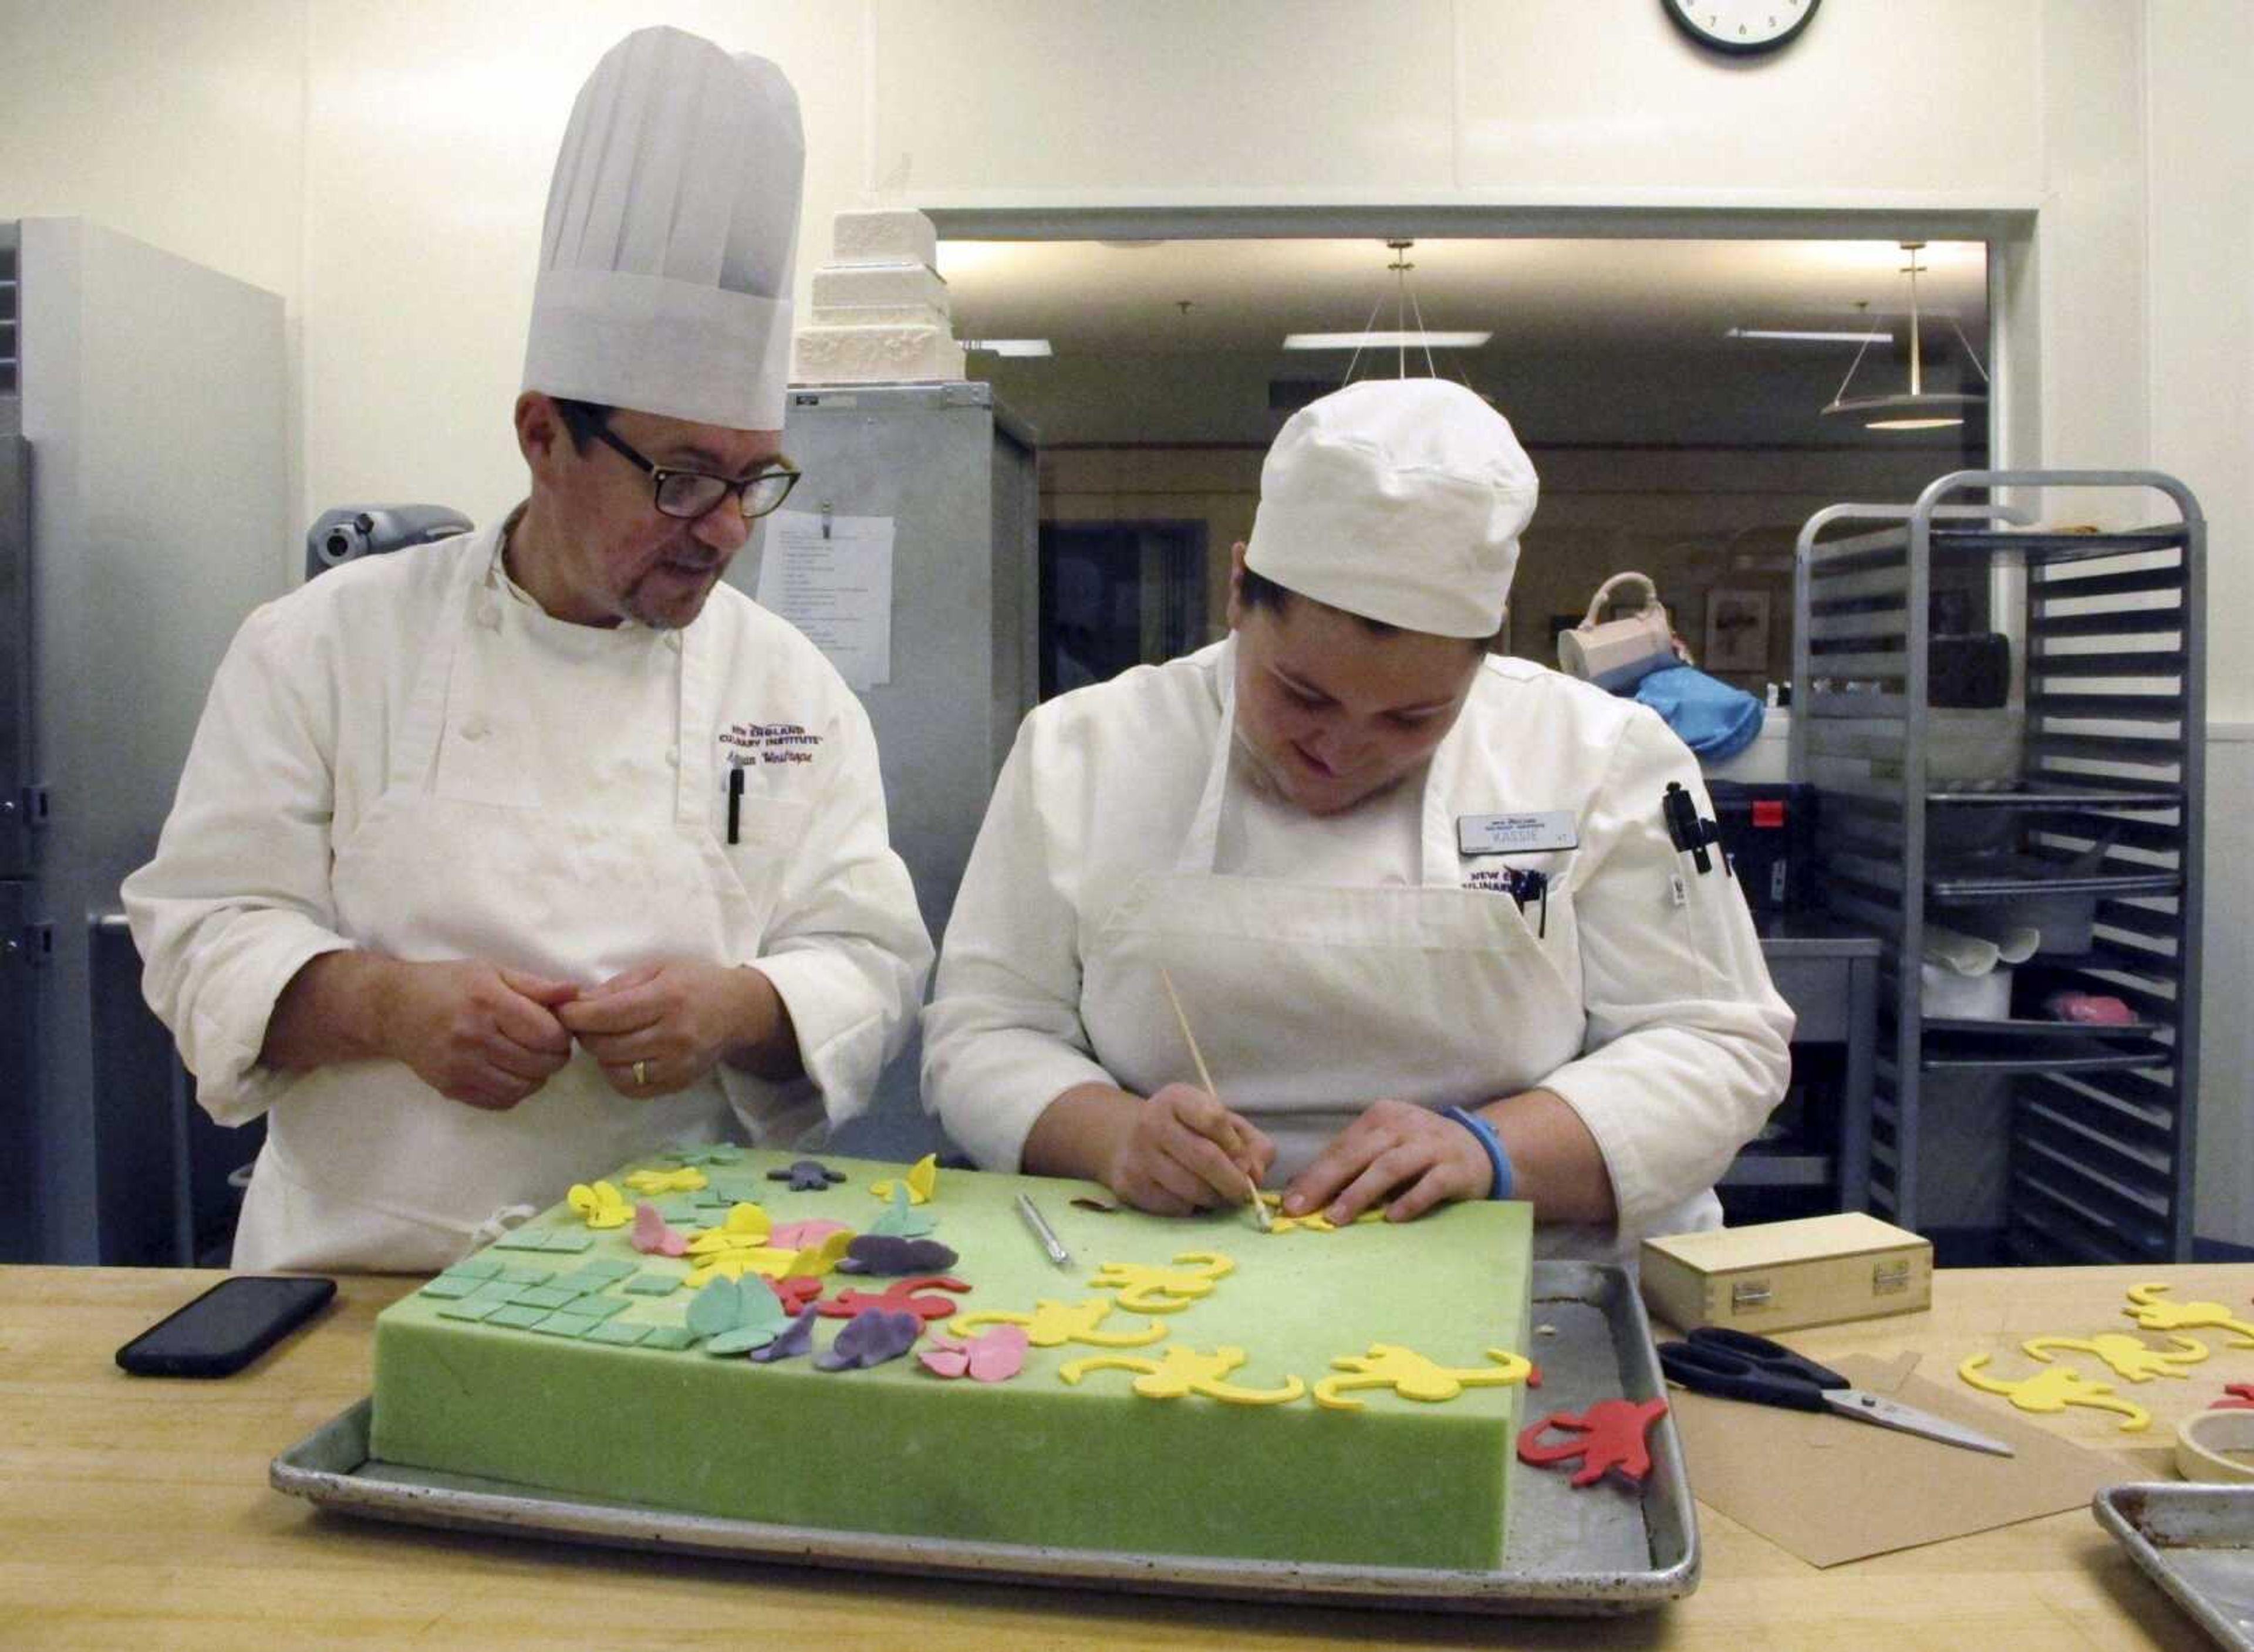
[1, 0, 2246, 1240]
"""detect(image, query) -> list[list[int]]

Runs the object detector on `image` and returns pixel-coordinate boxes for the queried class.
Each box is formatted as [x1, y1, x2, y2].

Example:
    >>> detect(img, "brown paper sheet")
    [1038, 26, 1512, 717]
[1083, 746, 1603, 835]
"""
[1671, 1351, 2135, 1567]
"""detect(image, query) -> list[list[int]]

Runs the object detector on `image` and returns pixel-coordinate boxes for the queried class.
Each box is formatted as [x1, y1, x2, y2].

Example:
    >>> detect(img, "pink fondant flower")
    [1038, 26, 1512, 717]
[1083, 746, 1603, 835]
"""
[632, 1201, 688, 1258]
[918, 1323, 1028, 1383]
[771, 1218, 851, 1250]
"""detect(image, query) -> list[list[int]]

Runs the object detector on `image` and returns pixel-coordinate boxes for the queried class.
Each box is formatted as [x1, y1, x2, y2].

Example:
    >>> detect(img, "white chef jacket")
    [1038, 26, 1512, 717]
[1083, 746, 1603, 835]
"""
[124, 525, 930, 1270]
[920, 638, 1792, 1261]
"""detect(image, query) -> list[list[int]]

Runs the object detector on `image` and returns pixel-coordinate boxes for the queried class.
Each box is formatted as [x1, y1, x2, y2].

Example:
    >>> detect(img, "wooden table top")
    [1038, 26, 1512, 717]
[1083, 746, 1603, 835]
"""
[3, 1261, 2244, 1650]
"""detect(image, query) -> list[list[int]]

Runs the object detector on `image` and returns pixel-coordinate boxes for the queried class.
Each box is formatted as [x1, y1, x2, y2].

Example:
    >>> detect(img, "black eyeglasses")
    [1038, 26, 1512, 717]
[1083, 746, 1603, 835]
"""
[593, 425, 801, 522]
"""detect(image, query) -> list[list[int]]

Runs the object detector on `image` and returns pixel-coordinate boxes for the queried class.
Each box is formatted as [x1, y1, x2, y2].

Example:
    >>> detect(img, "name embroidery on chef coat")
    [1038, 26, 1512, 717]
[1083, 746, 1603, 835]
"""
[720, 722, 826, 768]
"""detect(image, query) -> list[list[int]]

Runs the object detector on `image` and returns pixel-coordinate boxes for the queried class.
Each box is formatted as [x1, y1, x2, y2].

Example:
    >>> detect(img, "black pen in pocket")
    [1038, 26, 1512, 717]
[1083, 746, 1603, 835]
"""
[727, 763, 745, 844]
[1505, 868, 1548, 938]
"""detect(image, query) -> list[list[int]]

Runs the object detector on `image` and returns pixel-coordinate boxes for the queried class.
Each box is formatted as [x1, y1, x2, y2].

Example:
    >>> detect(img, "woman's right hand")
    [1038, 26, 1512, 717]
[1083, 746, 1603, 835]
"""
[1103, 1082, 1276, 1217]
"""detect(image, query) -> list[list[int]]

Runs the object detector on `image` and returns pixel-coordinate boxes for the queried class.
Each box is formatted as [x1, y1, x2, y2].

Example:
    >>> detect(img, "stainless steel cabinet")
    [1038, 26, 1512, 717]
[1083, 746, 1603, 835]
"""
[2, 219, 288, 1262]
[748, 381, 1038, 1159]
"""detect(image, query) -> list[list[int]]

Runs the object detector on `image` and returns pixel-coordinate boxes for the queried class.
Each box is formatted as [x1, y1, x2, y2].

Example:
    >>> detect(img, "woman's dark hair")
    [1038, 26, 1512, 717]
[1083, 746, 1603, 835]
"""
[1238, 565, 1501, 649]
[551, 397, 615, 454]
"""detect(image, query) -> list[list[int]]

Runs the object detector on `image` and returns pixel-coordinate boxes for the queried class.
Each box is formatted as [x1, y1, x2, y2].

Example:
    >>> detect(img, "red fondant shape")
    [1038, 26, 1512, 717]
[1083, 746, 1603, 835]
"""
[818, 1274, 971, 1322]
[773, 1276, 825, 1315]
[1517, 1397, 1670, 1488]
[2214, 1382, 2254, 1411]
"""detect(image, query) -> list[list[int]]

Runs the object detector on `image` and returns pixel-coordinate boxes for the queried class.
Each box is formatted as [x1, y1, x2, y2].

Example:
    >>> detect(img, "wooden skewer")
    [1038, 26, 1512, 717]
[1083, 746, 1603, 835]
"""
[1158, 967, 1272, 1231]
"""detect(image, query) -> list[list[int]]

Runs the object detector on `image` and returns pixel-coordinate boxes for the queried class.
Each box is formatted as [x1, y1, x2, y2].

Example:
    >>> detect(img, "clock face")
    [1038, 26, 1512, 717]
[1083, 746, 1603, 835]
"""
[1663, 0, 1820, 55]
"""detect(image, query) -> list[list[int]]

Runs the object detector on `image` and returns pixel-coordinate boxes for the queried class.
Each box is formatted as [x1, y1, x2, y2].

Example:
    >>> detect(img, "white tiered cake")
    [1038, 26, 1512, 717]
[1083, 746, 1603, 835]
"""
[791, 208, 966, 385]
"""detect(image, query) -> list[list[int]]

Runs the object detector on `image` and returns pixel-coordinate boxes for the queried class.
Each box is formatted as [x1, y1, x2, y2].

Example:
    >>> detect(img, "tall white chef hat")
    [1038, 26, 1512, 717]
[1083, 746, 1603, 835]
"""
[521, 26, 803, 431]
[1243, 379, 1539, 638]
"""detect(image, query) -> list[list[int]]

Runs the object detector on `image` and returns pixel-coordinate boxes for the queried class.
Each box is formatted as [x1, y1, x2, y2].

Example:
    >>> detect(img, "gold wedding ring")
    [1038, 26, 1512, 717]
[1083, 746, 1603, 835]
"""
[633, 1059, 649, 1087]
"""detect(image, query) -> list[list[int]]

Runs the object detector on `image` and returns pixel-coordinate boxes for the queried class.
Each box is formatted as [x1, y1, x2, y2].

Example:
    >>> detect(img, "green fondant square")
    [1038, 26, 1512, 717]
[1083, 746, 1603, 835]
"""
[622, 1273, 680, 1297]
[446, 1256, 504, 1280]
[491, 1231, 554, 1252]
[485, 1305, 548, 1330]
[549, 1269, 613, 1296]
[468, 1280, 525, 1305]
[572, 1295, 628, 1321]
[532, 1312, 601, 1338]
[435, 1299, 502, 1322]
[498, 1266, 549, 1285]
[585, 1320, 652, 1347]
[652, 1197, 700, 1222]
[540, 1231, 595, 1253]
[577, 1258, 637, 1282]
[515, 1285, 577, 1310]
[637, 1323, 697, 1351]
[417, 1275, 479, 1300]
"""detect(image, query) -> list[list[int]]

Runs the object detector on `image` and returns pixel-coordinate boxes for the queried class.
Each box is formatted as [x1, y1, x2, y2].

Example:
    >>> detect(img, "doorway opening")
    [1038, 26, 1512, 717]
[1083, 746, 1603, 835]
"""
[1040, 519, 1208, 699]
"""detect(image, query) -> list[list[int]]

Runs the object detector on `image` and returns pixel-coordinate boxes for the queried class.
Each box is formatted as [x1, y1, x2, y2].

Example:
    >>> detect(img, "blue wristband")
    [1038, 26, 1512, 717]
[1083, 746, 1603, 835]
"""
[1440, 1105, 1515, 1201]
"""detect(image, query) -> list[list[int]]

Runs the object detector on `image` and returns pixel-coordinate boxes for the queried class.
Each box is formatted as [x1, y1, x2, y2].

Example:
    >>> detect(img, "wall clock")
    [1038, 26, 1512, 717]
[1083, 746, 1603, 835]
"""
[1662, 0, 1820, 56]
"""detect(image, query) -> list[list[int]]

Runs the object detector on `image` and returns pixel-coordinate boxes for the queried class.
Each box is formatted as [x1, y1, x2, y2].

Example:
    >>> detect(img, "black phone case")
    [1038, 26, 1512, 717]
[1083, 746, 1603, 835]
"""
[114, 1275, 338, 1377]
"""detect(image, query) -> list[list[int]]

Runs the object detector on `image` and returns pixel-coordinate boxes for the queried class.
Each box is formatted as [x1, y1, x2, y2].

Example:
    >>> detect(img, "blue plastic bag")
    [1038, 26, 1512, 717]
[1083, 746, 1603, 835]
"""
[1631, 665, 1765, 761]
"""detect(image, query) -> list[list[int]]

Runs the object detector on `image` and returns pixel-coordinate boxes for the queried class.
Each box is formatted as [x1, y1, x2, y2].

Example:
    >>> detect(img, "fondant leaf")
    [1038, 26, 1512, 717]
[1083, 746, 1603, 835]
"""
[686, 1276, 747, 1339]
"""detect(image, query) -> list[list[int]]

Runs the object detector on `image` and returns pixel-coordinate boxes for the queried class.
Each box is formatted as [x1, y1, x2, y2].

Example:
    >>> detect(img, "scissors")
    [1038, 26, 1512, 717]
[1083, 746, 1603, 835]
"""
[1657, 1325, 2015, 1457]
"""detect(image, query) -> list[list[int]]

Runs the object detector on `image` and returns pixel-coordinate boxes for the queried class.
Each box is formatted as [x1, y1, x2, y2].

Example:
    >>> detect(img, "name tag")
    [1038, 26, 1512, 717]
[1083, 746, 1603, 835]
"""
[1456, 810, 1578, 856]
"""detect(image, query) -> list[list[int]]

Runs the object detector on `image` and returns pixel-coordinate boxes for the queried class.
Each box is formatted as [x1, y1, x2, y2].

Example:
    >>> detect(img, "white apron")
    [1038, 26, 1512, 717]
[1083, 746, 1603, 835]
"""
[1078, 671, 1710, 1261]
[233, 536, 782, 1271]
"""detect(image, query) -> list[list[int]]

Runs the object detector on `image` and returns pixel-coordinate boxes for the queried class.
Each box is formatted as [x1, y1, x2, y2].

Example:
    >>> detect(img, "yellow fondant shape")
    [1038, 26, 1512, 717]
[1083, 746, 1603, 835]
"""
[685, 1243, 838, 1289]
[1957, 1353, 2151, 1431]
[786, 1227, 854, 1279]
[1088, 1251, 1236, 1313]
[1253, 1192, 1385, 1234]
[2023, 1332, 2210, 1381]
[870, 1152, 940, 1206]
[566, 1181, 631, 1229]
[684, 1253, 760, 1288]
[1312, 1345, 1533, 1412]
[624, 1165, 708, 1195]
[1059, 1344, 1305, 1406]
[950, 1297, 1167, 1349]
[684, 1203, 774, 1254]
[2123, 1283, 2254, 1347]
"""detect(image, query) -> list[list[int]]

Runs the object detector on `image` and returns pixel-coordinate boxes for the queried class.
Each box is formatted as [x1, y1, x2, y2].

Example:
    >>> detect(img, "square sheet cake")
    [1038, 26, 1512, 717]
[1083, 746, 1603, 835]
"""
[371, 1147, 1535, 1570]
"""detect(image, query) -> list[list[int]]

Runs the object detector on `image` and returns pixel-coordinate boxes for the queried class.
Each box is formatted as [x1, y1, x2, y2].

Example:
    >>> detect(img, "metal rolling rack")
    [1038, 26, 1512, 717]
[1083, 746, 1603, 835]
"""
[1790, 471, 2205, 1260]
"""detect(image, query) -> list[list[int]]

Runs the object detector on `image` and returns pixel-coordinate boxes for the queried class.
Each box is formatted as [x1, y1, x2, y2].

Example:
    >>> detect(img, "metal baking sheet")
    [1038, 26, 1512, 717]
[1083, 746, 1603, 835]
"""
[2094, 1484, 2254, 1650]
[271, 1259, 1697, 1616]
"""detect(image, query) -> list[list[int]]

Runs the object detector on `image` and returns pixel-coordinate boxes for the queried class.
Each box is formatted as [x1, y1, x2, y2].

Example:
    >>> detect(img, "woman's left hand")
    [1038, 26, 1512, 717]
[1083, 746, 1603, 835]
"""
[1281, 1097, 1494, 1224]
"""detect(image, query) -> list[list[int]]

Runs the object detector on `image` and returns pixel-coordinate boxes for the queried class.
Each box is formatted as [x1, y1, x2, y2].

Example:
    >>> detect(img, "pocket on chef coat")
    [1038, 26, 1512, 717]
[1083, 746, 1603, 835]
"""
[713, 792, 813, 918]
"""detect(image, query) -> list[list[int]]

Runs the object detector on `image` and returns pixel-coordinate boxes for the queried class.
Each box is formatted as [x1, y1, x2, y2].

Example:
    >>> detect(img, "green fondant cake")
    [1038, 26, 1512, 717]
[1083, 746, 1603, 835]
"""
[370, 1149, 1534, 1570]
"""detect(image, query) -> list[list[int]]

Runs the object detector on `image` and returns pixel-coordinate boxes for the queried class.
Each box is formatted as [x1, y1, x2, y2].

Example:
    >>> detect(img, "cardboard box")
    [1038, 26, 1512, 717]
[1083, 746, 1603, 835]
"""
[1639, 1212, 1931, 1334]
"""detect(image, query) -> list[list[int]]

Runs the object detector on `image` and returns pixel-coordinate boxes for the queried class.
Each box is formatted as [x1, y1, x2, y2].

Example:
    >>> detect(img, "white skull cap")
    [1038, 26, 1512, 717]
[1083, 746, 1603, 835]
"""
[521, 26, 803, 431]
[1243, 379, 1539, 638]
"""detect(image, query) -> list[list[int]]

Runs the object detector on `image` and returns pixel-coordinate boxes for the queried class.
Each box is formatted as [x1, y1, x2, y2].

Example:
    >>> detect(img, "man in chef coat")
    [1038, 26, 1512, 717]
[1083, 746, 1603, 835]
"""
[922, 379, 1790, 1259]
[123, 28, 932, 1272]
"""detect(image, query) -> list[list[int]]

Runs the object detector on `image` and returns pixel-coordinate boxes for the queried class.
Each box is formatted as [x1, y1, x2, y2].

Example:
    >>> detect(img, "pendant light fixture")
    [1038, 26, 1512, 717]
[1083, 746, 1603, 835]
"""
[1278, 240, 1491, 376]
[1821, 241, 1989, 431]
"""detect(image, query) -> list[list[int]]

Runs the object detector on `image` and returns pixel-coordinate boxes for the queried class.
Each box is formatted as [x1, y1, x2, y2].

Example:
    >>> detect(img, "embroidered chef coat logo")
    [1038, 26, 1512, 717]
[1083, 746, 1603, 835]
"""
[721, 722, 825, 768]
[1465, 866, 1551, 933]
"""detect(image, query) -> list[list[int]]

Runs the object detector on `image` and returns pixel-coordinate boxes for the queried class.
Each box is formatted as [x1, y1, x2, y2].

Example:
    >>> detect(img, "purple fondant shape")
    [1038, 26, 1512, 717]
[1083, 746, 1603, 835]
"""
[768, 1158, 847, 1191]
[746, 1305, 821, 1364]
[837, 1235, 959, 1276]
[815, 1306, 923, 1371]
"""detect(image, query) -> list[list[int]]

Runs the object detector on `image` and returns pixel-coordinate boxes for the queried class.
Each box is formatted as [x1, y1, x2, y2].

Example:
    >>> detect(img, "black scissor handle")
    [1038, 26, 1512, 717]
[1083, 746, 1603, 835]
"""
[1656, 1326, 1845, 1411]
[1689, 1326, 1848, 1390]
